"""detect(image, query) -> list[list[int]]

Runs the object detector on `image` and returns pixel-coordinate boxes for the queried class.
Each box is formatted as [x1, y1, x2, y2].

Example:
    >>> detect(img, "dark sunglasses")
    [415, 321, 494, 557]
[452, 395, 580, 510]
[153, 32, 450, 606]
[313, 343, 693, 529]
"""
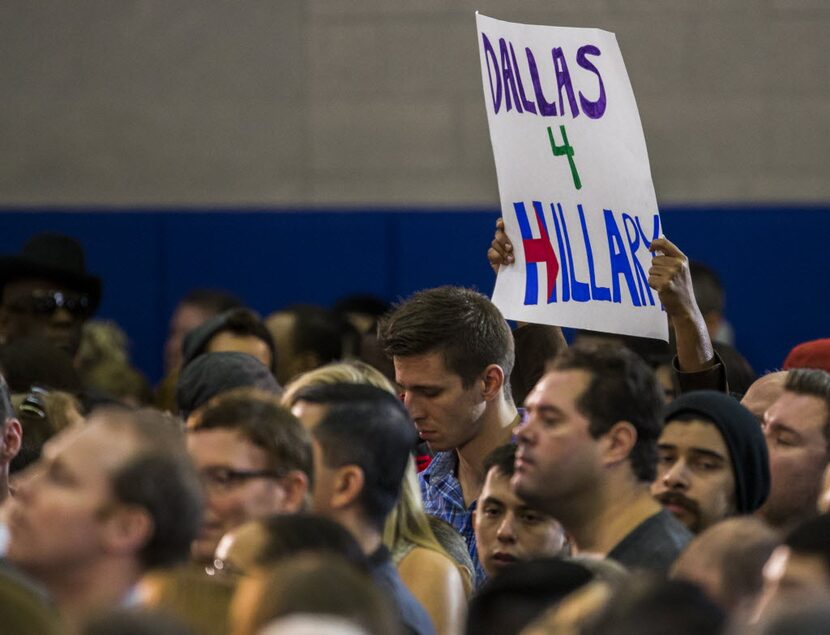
[5, 289, 91, 317]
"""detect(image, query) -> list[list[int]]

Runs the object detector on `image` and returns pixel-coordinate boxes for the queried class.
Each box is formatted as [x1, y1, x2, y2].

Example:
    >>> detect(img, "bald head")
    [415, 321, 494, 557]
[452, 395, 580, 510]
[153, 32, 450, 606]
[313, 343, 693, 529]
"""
[741, 371, 788, 422]
[672, 517, 779, 613]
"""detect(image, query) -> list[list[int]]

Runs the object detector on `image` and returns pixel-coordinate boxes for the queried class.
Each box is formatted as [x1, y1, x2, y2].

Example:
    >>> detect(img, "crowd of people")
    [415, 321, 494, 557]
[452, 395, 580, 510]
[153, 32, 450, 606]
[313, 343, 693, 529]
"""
[0, 228, 829, 635]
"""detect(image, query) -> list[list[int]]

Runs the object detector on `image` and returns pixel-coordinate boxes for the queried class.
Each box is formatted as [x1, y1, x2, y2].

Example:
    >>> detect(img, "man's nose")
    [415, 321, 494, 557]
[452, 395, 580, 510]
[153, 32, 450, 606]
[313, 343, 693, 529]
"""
[496, 513, 517, 542]
[401, 392, 424, 419]
[662, 459, 691, 490]
[50, 306, 75, 326]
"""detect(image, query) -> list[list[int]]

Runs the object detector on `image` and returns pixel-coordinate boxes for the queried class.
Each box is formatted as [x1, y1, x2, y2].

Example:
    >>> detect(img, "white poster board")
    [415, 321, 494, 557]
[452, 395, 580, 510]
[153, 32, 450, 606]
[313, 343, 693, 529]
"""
[478, 13, 668, 341]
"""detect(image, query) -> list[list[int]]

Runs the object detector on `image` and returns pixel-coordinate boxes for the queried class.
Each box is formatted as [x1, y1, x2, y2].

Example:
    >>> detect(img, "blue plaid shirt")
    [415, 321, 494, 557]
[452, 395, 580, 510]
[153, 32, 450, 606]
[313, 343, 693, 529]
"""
[418, 450, 487, 588]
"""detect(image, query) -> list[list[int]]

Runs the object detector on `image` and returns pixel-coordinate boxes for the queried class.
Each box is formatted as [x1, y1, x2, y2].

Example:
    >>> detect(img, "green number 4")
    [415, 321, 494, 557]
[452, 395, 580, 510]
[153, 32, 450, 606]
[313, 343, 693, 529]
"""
[547, 125, 582, 190]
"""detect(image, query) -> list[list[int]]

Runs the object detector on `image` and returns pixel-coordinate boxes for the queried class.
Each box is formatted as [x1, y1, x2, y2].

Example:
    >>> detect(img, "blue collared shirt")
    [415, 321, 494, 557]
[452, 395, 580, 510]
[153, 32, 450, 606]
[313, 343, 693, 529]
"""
[418, 450, 487, 588]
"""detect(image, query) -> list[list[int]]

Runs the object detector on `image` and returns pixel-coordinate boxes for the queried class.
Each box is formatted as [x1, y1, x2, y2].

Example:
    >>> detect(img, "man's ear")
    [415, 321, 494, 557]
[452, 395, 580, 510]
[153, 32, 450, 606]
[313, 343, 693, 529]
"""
[330, 465, 364, 511]
[481, 364, 506, 401]
[101, 505, 154, 557]
[1, 419, 22, 463]
[600, 421, 637, 467]
[279, 470, 310, 513]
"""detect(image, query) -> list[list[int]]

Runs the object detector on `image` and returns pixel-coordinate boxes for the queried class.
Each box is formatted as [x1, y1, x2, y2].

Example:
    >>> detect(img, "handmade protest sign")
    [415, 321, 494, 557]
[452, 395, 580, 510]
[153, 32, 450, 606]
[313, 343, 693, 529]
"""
[478, 13, 668, 341]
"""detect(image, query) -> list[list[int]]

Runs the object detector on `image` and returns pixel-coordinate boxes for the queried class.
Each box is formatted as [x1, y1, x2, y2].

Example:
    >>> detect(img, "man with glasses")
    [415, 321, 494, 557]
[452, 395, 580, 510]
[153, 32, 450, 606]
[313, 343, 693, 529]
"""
[0, 233, 101, 359]
[185, 387, 312, 565]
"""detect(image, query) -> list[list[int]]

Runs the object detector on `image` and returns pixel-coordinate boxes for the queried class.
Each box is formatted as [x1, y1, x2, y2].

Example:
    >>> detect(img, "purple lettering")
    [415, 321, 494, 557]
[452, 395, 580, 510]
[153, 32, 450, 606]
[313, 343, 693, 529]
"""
[510, 42, 537, 114]
[525, 48, 557, 116]
[499, 38, 523, 113]
[551, 47, 579, 119]
[576, 45, 606, 119]
[482, 33, 502, 114]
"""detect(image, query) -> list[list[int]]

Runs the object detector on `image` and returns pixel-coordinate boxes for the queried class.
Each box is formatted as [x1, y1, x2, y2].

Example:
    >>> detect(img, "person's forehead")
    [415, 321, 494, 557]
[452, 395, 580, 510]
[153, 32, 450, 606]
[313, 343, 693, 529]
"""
[394, 351, 458, 383]
[481, 468, 525, 508]
[187, 427, 270, 467]
[528, 369, 592, 406]
[768, 391, 829, 433]
[45, 421, 138, 475]
[660, 418, 729, 456]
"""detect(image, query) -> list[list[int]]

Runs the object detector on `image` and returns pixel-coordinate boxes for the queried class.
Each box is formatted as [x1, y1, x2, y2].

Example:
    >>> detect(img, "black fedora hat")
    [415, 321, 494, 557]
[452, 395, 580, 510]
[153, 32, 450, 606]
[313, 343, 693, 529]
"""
[0, 233, 102, 312]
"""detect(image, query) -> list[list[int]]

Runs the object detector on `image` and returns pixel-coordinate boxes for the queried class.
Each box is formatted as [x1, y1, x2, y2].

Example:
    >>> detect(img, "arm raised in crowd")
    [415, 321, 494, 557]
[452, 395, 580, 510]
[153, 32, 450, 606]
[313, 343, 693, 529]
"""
[486, 219, 726, 393]
[486, 218, 567, 405]
[647, 237, 727, 393]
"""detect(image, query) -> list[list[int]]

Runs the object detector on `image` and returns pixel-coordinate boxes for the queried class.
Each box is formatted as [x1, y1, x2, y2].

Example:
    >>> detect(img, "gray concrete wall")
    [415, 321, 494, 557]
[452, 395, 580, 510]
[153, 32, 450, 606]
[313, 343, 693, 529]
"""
[1, 1, 826, 207]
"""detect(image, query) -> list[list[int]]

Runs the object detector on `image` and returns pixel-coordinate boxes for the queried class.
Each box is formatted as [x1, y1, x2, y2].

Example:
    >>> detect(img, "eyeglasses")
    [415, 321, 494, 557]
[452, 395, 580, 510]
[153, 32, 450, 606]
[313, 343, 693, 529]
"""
[5, 289, 91, 317]
[199, 466, 286, 493]
[19, 386, 50, 419]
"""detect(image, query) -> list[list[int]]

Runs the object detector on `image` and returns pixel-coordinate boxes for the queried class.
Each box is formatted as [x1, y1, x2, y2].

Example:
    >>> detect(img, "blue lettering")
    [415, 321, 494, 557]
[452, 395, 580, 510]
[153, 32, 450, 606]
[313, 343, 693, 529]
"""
[622, 214, 654, 306]
[558, 203, 590, 302]
[578, 205, 611, 301]
[514, 202, 537, 305]
[551, 204, 570, 301]
[604, 210, 642, 306]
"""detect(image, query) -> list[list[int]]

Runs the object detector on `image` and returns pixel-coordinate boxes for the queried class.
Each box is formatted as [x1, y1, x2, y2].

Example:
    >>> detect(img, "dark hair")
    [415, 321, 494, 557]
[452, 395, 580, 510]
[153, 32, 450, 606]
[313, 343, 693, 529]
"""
[378, 286, 515, 392]
[551, 344, 664, 482]
[689, 261, 725, 316]
[784, 368, 830, 456]
[713, 342, 757, 398]
[180, 289, 243, 315]
[183, 308, 277, 375]
[285, 304, 346, 364]
[308, 384, 417, 530]
[333, 294, 390, 320]
[466, 558, 593, 635]
[111, 454, 204, 569]
[247, 554, 398, 635]
[99, 408, 203, 569]
[785, 513, 830, 573]
[189, 389, 312, 481]
[483, 443, 517, 479]
[255, 513, 369, 574]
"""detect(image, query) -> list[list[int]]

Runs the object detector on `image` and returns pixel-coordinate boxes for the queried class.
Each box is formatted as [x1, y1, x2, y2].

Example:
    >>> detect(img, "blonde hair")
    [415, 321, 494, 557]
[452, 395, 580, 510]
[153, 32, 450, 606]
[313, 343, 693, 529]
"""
[282, 361, 471, 590]
[281, 360, 397, 407]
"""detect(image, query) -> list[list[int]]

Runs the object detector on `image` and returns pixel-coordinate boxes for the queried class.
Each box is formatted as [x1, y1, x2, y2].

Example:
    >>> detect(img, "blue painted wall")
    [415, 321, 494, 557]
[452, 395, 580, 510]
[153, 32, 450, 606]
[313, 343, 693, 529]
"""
[0, 206, 826, 384]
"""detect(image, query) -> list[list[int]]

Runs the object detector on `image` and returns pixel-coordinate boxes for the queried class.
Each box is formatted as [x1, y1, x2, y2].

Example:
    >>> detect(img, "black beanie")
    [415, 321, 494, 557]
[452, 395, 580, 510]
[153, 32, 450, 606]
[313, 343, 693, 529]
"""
[664, 390, 770, 514]
[176, 351, 282, 418]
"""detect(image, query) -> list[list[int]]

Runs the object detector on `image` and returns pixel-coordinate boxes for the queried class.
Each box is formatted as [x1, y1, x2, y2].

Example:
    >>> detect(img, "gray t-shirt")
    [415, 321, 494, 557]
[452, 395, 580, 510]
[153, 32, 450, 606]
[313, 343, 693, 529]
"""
[607, 509, 693, 574]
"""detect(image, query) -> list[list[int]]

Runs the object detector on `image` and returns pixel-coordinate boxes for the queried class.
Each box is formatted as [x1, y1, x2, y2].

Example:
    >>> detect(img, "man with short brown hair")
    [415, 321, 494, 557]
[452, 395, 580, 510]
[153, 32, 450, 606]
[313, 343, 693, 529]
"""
[5, 407, 202, 628]
[186, 388, 311, 563]
[759, 368, 830, 531]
